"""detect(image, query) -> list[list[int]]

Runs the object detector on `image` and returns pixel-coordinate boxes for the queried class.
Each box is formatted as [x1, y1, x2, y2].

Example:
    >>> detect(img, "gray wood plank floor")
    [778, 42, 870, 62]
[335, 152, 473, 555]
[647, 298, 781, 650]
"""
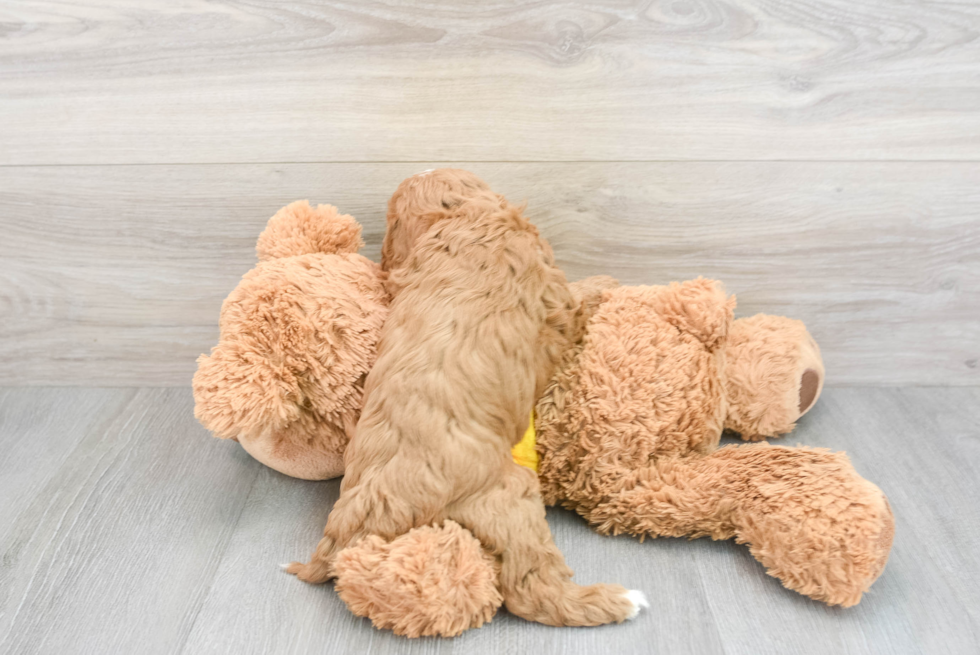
[1, 386, 977, 654]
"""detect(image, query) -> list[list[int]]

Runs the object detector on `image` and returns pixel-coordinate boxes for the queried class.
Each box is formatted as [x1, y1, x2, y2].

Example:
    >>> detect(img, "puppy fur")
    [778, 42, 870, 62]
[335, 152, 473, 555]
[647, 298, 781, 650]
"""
[288, 170, 642, 626]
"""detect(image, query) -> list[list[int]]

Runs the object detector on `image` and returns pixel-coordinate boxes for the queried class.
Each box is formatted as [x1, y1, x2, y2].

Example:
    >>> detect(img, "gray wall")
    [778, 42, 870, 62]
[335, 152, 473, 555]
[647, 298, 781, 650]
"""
[1, 1, 978, 386]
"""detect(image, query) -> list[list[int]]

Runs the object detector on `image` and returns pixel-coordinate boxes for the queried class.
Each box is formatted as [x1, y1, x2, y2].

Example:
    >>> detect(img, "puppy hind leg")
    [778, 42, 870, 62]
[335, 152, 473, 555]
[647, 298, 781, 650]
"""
[286, 469, 431, 584]
[450, 467, 647, 627]
[286, 483, 378, 583]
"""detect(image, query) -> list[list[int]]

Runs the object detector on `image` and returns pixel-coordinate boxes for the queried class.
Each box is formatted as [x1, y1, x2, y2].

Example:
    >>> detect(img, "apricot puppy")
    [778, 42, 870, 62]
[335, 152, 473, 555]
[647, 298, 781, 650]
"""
[288, 170, 647, 626]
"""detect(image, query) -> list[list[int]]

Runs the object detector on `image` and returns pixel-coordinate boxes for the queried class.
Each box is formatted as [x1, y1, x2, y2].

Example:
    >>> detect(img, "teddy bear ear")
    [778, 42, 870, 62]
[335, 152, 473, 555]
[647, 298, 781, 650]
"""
[256, 200, 364, 260]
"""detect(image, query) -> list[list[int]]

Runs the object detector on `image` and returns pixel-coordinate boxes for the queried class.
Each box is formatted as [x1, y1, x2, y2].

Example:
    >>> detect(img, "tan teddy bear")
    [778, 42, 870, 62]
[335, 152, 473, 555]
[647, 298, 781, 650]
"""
[534, 276, 891, 609]
[193, 200, 388, 480]
[193, 171, 893, 638]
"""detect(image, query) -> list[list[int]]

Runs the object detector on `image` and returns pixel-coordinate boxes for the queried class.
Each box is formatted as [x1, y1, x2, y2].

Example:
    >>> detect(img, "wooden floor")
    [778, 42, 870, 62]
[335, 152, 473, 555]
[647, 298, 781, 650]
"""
[0, 386, 977, 654]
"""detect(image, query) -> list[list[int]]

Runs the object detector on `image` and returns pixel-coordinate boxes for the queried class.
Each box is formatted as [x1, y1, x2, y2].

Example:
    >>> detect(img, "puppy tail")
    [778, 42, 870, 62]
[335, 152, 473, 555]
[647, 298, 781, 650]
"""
[285, 535, 339, 584]
[452, 467, 647, 626]
[501, 566, 646, 627]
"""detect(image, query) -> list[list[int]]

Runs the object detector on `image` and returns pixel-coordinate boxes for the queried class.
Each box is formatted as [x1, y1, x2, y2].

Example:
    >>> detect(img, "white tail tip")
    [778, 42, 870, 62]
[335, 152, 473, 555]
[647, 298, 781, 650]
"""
[624, 590, 649, 620]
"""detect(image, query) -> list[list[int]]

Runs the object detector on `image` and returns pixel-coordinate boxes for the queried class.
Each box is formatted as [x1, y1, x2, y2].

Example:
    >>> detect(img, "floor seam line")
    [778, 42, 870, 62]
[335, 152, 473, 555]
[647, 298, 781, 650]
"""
[174, 461, 263, 655]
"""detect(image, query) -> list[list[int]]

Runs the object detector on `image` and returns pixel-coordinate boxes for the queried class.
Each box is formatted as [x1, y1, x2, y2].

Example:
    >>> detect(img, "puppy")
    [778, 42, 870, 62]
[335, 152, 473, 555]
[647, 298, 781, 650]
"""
[288, 169, 646, 626]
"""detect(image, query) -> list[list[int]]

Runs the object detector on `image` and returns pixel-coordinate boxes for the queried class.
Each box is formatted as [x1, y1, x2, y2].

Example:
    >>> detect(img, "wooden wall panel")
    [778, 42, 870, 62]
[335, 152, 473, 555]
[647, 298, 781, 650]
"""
[1, 1, 979, 164]
[1, 162, 976, 385]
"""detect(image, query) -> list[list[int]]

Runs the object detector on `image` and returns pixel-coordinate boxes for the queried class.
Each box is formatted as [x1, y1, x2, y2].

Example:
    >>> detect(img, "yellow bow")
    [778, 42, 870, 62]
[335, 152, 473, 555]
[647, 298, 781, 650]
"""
[511, 412, 538, 472]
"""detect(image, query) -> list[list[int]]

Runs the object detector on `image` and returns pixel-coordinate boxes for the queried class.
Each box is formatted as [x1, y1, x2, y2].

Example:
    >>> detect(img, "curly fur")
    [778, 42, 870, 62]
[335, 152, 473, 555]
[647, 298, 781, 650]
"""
[381, 169, 506, 272]
[288, 170, 640, 627]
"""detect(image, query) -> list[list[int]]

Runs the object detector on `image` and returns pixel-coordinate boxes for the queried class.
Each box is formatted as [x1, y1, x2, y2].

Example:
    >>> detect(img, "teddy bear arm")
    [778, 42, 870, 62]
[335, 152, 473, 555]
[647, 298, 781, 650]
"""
[712, 444, 893, 607]
[581, 444, 893, 607]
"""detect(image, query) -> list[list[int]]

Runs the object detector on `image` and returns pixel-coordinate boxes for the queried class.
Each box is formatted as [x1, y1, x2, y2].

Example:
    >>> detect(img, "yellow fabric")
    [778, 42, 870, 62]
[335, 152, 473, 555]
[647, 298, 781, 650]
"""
[511, 412, 538, 471]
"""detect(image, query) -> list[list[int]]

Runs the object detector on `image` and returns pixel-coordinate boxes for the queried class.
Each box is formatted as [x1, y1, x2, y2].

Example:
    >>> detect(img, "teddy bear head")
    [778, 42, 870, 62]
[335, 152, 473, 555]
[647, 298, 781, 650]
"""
[193, 201, 388, 480]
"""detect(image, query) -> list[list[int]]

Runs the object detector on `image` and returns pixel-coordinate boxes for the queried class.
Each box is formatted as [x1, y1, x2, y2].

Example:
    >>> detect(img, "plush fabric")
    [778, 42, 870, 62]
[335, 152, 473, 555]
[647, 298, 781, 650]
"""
[334, 521, 502, 638]
[256, 200, 365, 260]
[535, 279, 893, 607]
[725, 314, 825, 439]
[195, 170, 894, 638]
[193, 202, 388, 480]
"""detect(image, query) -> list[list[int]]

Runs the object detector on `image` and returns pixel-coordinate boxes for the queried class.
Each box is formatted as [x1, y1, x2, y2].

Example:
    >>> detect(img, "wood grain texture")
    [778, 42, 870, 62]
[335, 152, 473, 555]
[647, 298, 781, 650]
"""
[0, 387, 262, 655]
[1, 162, 977, 386]
[0, 387, 133, 540]
[1, 1, 979, 164]
[0, 386, 978, 654]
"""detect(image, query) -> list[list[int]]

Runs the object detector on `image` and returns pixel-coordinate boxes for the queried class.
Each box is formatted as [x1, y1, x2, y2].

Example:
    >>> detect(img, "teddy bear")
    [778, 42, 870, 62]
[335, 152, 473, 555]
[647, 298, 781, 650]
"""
[193, 171, 894, 637]
[534, 276, 893, 609]
[193, 200, 388, 480]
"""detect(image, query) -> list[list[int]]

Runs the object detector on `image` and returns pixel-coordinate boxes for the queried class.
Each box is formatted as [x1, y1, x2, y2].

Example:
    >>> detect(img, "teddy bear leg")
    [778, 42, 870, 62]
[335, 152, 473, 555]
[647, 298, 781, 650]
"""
[716, 444, 893, 606]
[724, 314, 825, 440]
[334, 522, 503, 638]
[586, 445, 893, 607]
[448, 465, 646, 626]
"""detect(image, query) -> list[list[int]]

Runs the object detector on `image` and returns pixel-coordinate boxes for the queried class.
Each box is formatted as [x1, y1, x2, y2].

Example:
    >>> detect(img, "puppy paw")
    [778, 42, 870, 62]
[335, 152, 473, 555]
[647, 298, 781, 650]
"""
[624, 590, 649, 620]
